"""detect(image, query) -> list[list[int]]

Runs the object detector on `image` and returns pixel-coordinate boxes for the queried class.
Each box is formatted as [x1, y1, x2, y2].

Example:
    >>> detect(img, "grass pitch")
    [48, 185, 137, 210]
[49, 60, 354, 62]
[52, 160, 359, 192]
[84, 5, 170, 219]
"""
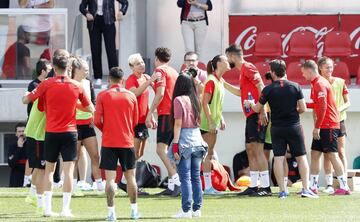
[0, 187, 359, 222]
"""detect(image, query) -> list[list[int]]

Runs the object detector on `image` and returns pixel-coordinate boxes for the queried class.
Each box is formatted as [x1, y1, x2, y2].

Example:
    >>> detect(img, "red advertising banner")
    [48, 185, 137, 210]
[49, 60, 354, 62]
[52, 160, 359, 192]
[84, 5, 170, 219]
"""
[228, 14, 360, 82]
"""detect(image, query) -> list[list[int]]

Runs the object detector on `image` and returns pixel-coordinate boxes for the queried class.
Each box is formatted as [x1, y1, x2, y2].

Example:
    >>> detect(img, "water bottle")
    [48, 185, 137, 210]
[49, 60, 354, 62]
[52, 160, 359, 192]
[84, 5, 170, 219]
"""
[244, 92, 253, 113]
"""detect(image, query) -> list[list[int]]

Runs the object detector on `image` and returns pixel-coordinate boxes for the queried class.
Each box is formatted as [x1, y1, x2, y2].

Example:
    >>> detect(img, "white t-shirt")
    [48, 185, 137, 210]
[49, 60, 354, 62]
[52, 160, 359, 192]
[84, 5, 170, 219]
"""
[26, 0, 50, 8]
[97, 0, 103, 16]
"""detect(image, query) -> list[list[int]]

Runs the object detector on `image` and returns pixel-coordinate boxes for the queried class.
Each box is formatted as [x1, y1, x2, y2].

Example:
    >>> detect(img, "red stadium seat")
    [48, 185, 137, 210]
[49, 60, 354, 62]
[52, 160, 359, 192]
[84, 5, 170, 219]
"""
[287, 31, 316, 57]
[333, 61, 351, 85]
[254, 32, 282, 57]
[286, 62, 309, 85]
[323, 31, 351, 57]
[223, 67, 239, 85]
[180, 61, 207, 71]
[254, 61, 272, 85]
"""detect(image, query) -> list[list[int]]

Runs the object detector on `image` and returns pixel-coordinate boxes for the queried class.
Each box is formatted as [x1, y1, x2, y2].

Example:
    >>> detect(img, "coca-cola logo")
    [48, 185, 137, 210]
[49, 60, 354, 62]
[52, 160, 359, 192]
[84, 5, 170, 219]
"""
[234, 26, 360, 58]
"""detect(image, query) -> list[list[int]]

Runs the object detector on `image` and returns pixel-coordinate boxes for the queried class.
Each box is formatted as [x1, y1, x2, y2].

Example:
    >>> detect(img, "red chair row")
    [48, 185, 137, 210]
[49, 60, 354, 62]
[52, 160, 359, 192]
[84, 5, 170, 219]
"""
[254, 31, 352, 58]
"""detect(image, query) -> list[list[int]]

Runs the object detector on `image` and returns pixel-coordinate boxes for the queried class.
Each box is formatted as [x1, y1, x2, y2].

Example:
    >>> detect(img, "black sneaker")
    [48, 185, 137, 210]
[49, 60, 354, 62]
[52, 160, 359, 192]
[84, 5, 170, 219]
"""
[171, 185, 181, 197]
[117, 181, 127, 192]
[237, 187, 258, 196]
[155, 188, 173, 196]
[137, 188, 149, 196]
[250, 187, 272, 197]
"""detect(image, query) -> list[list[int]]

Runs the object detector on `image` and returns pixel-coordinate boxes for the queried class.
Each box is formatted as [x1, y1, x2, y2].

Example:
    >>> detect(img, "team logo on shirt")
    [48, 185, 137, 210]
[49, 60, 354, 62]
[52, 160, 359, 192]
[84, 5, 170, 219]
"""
[317, 92, 325, 98]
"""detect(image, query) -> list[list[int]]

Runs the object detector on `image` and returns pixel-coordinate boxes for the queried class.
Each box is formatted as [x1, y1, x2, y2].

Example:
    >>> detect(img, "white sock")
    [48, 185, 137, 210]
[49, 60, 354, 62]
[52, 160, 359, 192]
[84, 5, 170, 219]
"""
[250, 171, 259, 188]
[44, 191, 52, 214]
[168, 177, 174, 191]
[284, 177, 288, 193]
[96, 178, 104, 190]
[204, 172, 212, 190]
[337, 175, 349, 190]
[172, 173, 181, 186]
[121, 174, 127, 184]
[37, 194, 44, 208]
[73, 180, 78, 190]
[260, 170, 270, 188]
[62, 192, 72, 212]
[108, 206, 115, 215]
[30, 184, 36, 196]
[78, 180, 85, 185]
[310, 174, 319, 189]
[131, 203, 138, 212]
[23, 175, 30, 186]
[325, 174, 333, 186]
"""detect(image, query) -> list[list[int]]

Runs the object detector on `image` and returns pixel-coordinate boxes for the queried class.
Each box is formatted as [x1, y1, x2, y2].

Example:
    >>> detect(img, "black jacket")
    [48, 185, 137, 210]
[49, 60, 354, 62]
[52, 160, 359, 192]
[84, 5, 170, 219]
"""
[79, 0, 129, 29]
[177, 0, 212, 26]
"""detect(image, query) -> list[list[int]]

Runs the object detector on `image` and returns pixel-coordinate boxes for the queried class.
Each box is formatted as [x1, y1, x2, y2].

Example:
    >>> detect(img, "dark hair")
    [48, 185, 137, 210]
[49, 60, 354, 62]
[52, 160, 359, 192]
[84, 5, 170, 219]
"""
[109, 67, 124, 82]
[301, 60, 318, 73]
[15, 123, 26, 132]
[17, 25, 27, 39]
[36, 59, 50, 77]
[184, 51, 198, 61]
[52, 52, 69, 70]
[269, 59, 286, 78]
[207, 55, 223, 75]
[225, 44, 243, 57]
[170, 74, 200, 128]
[155, 47, 171, 63]
[317, 56, 333, 74]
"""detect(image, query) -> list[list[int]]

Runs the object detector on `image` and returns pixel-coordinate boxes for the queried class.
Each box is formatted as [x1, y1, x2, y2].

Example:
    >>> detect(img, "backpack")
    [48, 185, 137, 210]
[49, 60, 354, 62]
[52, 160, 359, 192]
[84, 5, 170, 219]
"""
[135, 160, 160, 188]
[201, 159, 241, 192]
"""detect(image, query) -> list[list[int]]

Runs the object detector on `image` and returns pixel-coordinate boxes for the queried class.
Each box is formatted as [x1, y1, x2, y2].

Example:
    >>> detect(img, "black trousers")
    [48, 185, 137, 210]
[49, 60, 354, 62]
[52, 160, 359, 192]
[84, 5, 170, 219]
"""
[89, 15, 118, 80]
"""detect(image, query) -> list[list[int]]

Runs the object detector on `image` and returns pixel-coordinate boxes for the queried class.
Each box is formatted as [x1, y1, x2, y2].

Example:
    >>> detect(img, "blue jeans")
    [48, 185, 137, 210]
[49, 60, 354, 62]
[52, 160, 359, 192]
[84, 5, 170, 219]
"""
[177, 150, 203, 212]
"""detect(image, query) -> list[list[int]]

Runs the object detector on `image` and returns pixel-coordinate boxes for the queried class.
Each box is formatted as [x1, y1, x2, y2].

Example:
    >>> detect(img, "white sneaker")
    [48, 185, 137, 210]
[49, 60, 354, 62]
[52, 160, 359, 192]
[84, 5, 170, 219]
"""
[43, 211, 59, 217]
[172, 210, 192, 219]
[95, 79, 102, 86]
[60, 209, 74, 217]
[106, 212, 117, 221]
[192, 210, 201, 218]
[323, 186, 335, 194]
[77, 181, 93, 191]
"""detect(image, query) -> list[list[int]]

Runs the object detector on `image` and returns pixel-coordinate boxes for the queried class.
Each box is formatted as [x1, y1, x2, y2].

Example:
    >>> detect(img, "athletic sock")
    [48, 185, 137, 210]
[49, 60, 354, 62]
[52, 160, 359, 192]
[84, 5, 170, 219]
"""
[30, 184, 37, 196]
[325, 174, 333, 186]
[168, 177, 174, 191]
[172, 173, 181, 186]
[204, 172, 212, 190]
[95, 178, 104, 190]
[259, 170, 270, 188]
[108, 206, 115, 215]
[44, 191, 53, 214]
[337, 175, 349, 190]
[62, 192, 72, 212]
[131, 203, 138, 212]
[121, 174, 127, 184]
[23, 175, 30, 187]
[284, 177, 288, 193]
[310, 174, 319, 190]
[37, 194, 44, 208]
[249, 171, 259, 188]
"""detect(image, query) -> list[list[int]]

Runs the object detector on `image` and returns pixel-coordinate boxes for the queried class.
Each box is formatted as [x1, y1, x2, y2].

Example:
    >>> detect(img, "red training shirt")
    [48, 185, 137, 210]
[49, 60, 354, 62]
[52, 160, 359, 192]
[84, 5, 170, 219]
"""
[238, 62, 263, 118]
[27, 75, 90, 133]
[94, 84, 139, 148]
[307, 75, 340, 129]
[125, 73, 150, 124]
[154, 66, 178, 115]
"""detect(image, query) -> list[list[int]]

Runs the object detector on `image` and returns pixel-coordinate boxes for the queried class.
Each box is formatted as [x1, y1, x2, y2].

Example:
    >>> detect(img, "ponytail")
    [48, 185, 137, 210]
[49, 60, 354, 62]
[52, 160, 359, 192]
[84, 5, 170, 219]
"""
[207, 55, 223, 75]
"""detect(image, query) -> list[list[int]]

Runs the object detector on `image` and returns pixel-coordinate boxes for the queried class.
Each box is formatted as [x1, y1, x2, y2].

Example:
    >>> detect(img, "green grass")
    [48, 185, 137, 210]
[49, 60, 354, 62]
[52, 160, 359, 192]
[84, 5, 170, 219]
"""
[0, 187, 359, 222]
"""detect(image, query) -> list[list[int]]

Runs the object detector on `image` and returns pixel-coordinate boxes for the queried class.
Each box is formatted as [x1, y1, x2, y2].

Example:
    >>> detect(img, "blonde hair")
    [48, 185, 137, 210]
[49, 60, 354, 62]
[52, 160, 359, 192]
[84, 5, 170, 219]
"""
[128, 53, 143, 67]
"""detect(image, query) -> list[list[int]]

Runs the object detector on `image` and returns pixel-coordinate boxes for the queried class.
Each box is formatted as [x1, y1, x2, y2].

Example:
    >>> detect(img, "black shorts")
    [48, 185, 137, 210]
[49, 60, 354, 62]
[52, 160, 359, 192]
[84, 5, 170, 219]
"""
[134, 123, 149, 141]
[157, 115, 173, 145]
[245, 113, 266, 144]
[338, 120, 347, 137]
[264, 142, 272, 150]
[77, 124, 96, 140]
[44, 132, 78, 162]
[271, 125, 306, 157]
[26, 138, 46, 169]
[311, 129, 340, 153]
[100, 147, 136, 171]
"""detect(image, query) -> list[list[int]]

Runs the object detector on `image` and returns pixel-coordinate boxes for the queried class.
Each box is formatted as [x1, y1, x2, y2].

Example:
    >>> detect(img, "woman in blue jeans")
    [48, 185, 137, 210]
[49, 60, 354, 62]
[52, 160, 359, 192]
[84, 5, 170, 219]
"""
[168, 74, 207, 219]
